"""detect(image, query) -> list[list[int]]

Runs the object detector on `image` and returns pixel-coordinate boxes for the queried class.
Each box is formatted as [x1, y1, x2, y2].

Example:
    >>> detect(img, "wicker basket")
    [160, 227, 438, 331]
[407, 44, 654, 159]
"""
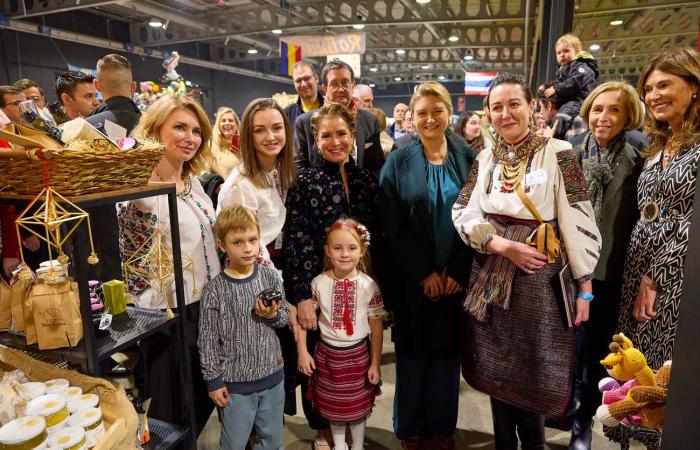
[0, 347, 138, 450]
[0, 128, 164, 196]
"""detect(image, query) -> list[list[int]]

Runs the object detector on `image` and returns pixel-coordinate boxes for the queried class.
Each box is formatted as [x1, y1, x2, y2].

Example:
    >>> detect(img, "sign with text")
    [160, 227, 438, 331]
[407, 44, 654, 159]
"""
[283, 33, 365, 57]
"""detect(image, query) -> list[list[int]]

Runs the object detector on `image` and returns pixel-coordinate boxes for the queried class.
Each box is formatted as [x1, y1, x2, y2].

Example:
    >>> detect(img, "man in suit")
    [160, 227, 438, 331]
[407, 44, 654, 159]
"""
[293, 59, 384, 175]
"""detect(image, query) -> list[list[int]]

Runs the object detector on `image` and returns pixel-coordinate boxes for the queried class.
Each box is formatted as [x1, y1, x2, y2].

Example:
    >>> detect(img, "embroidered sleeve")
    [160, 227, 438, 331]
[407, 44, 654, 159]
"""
[555, 149, 590, 205]
[117, 202, 158, 297]
[367, 280, 386, 319]
[554, 149, 601, 280]
[452, 152, 497, 253]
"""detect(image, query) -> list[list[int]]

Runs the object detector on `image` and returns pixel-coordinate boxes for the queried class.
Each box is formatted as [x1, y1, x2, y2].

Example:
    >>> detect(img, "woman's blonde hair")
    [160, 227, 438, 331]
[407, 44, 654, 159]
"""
[212, 106, 240, 153]
[638, 48, 700, 156]
[238, 98, 296, 191]
[579, 81, 644, 133]
[323, 218, 372, 275]
[409, 81, 453, 116]
[132, 96, 212, 176]
[556, 34, 582, 53]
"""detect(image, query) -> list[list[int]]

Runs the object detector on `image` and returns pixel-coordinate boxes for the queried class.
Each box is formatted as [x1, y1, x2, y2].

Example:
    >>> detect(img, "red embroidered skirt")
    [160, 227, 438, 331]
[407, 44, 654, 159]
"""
[311, 339, 379, 424]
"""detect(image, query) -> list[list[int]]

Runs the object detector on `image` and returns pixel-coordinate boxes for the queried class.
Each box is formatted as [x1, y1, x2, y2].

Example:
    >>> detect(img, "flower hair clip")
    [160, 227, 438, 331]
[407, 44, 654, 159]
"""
[330, 222, 371, 246]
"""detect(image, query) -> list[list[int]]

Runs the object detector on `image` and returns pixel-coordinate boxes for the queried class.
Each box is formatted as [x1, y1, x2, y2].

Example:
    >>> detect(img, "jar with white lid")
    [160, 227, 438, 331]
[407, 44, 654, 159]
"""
[25, 395, 69, 433]
[43, 380, 69, 396]
[46, 427, 86, 450]
[0, 415, 48, 450]
[62, 388, 82, 405]
[67, 408, 103, 449]
[66, 395, 99, 415]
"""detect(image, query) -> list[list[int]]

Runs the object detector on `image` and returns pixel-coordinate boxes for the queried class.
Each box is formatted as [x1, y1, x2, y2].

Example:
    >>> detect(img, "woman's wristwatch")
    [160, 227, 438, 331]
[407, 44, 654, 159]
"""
[577, 292, 594, 302]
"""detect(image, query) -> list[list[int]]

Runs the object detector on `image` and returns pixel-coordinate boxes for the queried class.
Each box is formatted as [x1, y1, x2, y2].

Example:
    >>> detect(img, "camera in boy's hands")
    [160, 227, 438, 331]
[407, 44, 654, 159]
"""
[254, 288, 282, 319]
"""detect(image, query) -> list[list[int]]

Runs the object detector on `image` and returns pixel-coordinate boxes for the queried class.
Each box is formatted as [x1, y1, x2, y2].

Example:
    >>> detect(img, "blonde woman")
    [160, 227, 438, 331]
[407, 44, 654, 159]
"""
[207, 106, 241, 178]
[118, 96, 220, 435]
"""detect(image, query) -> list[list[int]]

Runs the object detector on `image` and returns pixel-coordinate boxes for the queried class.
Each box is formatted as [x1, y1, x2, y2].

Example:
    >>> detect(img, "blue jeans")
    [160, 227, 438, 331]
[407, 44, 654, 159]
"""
[219, 381, 284, 450]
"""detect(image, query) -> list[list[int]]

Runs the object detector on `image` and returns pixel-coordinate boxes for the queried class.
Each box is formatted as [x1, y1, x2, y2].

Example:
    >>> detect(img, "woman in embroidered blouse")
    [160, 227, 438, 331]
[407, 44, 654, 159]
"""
[206, 106, 241, 179]
[217, 98, 296, 266]
[283, 102, 379, 448]
[618, 49, 700, 370]
[118, 96, 221, 435]
[452, 73, 601, 450]
[569, 81, 645, 449]
[379, 82, 476, 450]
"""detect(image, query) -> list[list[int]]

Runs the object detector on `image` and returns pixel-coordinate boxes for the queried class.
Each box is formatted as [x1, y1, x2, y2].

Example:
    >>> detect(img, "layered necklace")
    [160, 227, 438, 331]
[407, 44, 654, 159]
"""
[492, 132, 547, 192]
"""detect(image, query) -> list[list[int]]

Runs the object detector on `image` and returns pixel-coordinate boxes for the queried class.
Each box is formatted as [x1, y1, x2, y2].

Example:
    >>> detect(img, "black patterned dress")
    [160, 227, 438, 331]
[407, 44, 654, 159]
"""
[618, 141, 700, 370]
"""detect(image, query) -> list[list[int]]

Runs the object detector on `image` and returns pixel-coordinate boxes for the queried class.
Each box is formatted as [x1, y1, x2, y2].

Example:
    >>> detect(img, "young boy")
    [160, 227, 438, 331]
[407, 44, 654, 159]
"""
[198, 204, 289, 450]
[539, 33, 599, 139]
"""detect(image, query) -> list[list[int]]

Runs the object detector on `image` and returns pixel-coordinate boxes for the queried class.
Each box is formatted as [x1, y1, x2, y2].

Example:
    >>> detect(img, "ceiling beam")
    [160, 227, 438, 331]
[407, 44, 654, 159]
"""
[1, 0, 124, 18]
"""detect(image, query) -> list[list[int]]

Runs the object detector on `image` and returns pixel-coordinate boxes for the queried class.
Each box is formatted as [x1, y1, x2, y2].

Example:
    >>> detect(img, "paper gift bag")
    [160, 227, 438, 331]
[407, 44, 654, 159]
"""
[23, 283, 37, 345]
[31, 280, 83, 350]
[0, 279, 11, 331]
[9, 275, 33, 334]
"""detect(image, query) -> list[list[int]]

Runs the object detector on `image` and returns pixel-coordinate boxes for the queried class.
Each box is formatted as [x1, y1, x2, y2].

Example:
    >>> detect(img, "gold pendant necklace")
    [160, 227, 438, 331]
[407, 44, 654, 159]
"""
[493, 132, 547, 192]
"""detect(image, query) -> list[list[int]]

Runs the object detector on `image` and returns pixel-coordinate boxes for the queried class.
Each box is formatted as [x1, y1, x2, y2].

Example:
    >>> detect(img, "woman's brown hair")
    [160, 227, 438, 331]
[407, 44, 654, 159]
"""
[454, 111, 485, 152]
[638, 48, 700, 156]
[238, 98, 296, 191]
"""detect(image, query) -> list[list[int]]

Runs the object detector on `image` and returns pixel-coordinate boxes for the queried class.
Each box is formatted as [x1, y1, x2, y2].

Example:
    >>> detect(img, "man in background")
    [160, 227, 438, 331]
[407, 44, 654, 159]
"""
[353, 84, 374, 108]
[284, 60, 323, 127]
[387, 103, 409, 140]
[86, 54, 140, 136]
[55, 71, 99, 120]
[0, 85, 25, 124]
[13, 78, 56, 125]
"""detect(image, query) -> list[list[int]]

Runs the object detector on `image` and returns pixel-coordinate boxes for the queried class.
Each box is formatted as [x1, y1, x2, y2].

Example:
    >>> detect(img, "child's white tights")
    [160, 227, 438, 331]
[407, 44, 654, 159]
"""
[330, 421, 366, 450]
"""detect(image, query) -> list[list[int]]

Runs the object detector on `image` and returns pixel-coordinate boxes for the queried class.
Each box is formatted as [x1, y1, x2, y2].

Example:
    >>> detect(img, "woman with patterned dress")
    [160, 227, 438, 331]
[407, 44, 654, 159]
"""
[379, 82, 476, 450]
[569, 81, 646, 450]
[283, 103, 379, 449]
[118, 96, 221, 434]
[618, 48, 700, 370]
[452, 73, 601, 450]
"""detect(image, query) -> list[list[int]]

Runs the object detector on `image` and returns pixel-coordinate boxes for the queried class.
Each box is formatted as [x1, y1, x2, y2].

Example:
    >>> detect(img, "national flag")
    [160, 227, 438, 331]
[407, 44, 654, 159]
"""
[280, 40, 302, 77]
[464, 72, 498, 96]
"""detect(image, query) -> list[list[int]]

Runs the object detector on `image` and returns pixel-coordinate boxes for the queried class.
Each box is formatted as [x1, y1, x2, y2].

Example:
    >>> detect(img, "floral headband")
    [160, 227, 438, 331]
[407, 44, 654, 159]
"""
[329, 222, 371, 246]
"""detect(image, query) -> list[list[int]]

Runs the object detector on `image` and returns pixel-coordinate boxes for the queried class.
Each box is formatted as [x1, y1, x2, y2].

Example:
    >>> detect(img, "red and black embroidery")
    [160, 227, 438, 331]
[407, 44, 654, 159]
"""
[368, 289, 384, 308]
[576, 225, 598, 242]
[455, 160, 480, 207]
[332, 279, 356, 335]
[556, 149, 590, 205]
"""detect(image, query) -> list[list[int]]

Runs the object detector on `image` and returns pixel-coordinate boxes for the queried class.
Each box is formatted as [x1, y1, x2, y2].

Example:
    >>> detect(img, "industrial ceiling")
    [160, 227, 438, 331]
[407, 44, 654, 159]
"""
[1, 0, 698, 88]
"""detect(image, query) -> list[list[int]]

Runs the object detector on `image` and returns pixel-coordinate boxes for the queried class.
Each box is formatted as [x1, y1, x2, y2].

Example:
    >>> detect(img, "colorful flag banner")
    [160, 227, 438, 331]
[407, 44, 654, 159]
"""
[464, 72, 498, 96]
[280, 40, 302, 77]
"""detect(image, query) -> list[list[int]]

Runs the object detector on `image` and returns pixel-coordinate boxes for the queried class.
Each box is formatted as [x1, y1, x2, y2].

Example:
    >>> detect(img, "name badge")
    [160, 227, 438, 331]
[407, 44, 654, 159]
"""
[525, 169, 548, 187]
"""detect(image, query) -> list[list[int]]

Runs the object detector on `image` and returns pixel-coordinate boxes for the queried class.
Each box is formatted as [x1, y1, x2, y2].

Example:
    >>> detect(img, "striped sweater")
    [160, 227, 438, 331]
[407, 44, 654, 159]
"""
[197, 264, 289, 393]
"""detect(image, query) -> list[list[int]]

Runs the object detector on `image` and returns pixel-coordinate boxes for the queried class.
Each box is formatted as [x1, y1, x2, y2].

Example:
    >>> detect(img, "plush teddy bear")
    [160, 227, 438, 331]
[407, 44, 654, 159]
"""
[596, 361, 671, 432]
[600, 333, 656, 386]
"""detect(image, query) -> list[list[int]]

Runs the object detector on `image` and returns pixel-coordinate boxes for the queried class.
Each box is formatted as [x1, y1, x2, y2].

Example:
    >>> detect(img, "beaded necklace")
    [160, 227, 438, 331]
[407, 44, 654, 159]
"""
[492, 132, 547, 192]
[178, 178, 215, 284]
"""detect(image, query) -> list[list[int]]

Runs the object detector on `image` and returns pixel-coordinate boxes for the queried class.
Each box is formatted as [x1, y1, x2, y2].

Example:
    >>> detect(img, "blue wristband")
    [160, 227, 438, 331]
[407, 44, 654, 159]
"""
[577, 292, 594, 302]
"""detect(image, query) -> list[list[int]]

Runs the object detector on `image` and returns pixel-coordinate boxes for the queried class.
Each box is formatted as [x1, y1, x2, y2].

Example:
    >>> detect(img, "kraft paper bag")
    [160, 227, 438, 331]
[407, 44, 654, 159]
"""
[0, 279, 10, 331]
[31, 281, 83, 350]
[10, 275, 33, 334]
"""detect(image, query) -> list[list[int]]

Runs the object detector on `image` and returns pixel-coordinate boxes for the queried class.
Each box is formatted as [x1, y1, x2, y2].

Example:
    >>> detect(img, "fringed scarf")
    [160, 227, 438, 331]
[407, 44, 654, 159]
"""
[580, 133, 625, 219]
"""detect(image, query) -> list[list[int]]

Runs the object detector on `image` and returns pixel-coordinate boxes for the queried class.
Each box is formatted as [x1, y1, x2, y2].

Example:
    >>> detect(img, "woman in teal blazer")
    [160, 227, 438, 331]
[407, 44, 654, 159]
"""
[379, 82, 475, 450]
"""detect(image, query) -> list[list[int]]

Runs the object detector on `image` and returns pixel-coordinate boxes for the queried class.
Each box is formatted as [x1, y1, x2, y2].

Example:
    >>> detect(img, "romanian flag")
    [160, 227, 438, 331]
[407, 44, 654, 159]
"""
[280, 40, 302, 77]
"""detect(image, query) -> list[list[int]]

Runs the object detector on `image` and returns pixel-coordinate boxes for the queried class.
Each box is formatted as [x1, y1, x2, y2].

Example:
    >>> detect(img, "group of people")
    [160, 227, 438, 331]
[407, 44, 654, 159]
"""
[1, 38, 699, 450]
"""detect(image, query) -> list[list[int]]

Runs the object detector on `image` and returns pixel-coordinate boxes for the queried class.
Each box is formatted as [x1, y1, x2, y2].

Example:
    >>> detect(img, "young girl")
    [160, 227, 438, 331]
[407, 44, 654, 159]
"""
[217, 98, 296, 266]
[297, 218, 385, 450]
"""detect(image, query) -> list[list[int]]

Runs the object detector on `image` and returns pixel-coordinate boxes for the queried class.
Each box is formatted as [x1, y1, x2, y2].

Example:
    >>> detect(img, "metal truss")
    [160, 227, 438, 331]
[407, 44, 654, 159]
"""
[0, 0, 122, 18]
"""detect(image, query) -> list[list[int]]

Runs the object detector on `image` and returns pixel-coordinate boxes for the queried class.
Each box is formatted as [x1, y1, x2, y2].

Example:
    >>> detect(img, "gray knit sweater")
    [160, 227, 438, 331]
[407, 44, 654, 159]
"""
[198, 264, 289, 393]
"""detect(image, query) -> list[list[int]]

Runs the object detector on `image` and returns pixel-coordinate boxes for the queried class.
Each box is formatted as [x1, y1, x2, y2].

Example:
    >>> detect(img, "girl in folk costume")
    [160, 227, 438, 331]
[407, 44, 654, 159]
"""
[297, 218, 385, 450]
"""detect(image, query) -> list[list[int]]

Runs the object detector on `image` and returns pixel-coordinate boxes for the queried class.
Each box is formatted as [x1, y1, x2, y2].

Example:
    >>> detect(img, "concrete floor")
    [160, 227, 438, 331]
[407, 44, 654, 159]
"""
[197, 330, 642, 450]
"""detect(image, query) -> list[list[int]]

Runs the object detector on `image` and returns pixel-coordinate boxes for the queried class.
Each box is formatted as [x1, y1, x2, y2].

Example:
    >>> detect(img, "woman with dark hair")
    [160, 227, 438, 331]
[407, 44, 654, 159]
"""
[380, 82, 476, 449]
[454, 111, 491, 153]
[618, 48, 700, 370]
[283, 102, 380, 449]
[452, 73, 600, 449]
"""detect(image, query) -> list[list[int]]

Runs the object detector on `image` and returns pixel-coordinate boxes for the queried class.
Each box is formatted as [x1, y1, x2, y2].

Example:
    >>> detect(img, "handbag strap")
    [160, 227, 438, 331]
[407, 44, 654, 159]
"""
[514, 183, 561, 263]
